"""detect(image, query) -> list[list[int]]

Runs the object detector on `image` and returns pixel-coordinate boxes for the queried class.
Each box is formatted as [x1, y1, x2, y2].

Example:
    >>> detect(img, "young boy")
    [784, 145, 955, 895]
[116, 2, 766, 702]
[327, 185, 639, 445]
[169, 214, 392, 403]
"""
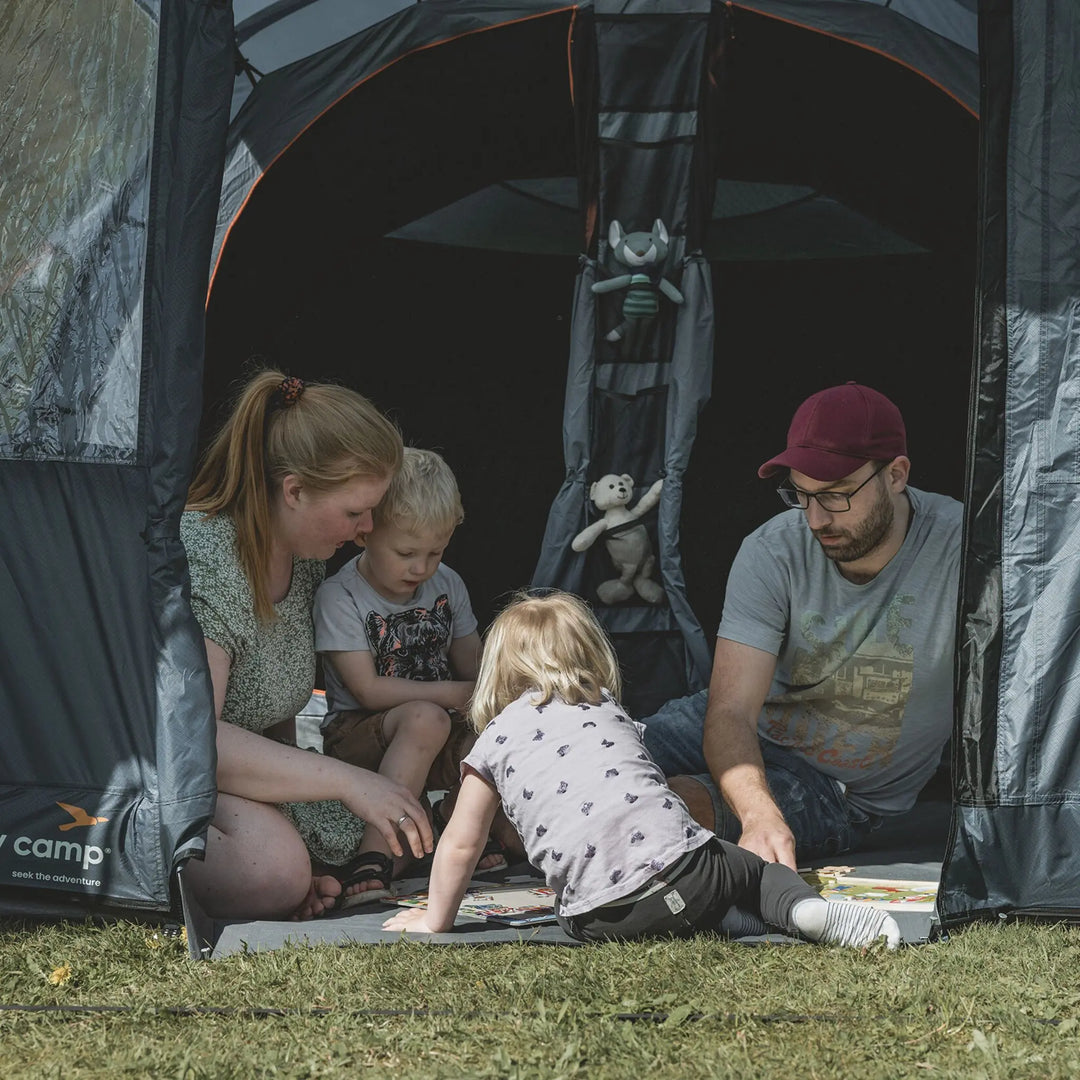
[313, 448, 506, 903]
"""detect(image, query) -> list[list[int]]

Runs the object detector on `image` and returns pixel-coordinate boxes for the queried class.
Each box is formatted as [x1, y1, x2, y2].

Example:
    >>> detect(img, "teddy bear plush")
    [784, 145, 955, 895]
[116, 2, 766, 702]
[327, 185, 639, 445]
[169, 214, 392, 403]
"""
[571, 474, 665, 605]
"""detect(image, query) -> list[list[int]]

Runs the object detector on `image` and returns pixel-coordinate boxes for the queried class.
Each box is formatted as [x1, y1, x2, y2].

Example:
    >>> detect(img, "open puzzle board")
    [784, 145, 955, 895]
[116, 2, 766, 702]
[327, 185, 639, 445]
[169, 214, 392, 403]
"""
[394, 881, 557, 927]
[801, 866, 939, 911]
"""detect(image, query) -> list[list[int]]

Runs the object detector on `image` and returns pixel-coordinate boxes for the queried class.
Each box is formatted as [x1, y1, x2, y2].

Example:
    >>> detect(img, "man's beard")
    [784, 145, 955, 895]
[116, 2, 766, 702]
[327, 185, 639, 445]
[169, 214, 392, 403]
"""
[813, 485, 895, 564]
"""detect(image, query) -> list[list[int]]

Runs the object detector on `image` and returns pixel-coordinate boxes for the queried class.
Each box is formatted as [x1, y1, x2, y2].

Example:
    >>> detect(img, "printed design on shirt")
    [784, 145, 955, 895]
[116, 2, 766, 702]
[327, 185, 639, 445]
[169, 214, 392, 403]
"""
[762, 593, 915, 772]
[365, 595, 453, 681]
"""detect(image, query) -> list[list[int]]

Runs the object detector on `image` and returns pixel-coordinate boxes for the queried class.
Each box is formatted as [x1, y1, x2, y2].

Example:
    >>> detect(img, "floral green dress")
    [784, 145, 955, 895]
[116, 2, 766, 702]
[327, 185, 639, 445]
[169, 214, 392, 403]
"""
[181, 510, 366, 866]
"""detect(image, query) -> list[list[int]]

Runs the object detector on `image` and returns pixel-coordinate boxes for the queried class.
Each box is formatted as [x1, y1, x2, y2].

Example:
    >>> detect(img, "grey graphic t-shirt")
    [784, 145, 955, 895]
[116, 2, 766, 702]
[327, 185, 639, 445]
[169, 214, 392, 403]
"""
[718, 486, 962, 814]
[313, 557, 477, 721]
[464, 692, 709, 917]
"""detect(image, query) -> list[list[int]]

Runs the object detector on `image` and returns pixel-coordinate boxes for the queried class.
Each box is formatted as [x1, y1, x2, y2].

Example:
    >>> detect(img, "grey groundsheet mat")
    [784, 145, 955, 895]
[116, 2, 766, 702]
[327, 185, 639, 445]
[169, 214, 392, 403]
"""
[196, 795, 951, 959]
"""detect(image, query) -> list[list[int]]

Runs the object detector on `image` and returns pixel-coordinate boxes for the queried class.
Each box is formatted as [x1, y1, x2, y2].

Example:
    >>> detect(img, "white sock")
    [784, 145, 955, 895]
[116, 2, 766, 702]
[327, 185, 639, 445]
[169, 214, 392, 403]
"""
[718, 906, 769, 937]
[791, 898, 901, 950]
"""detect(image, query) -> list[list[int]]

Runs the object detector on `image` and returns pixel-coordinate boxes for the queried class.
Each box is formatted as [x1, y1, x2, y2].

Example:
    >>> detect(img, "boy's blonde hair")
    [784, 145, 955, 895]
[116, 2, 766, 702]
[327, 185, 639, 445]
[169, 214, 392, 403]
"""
[372, 447, 464, 536]
[470, 590, 622, 731]
[187, 368, 402, 621]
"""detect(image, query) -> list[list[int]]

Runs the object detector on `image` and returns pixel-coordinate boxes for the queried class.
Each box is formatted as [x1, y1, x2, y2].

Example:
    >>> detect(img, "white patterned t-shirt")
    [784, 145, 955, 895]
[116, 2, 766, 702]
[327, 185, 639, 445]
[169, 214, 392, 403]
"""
[464, 692, 709, 917]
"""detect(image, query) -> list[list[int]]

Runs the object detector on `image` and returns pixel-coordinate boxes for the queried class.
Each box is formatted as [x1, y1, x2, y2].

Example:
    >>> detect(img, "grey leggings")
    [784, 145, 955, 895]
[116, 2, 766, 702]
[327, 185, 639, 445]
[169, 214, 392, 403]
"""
[556, 837, 818, 942]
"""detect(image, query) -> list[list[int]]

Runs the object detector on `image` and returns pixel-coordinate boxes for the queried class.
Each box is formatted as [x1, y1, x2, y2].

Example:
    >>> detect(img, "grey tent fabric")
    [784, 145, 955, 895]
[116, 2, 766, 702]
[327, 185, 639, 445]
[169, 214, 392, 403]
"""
[732, 0, 977, 114]
[939, 0, 1080, 925]
[0, 0, 231, 913]
[530, 0, 716, 715]
[386, 178, 929, 260]
[0, 2, 156, 463]
[230, 1, 416, 120]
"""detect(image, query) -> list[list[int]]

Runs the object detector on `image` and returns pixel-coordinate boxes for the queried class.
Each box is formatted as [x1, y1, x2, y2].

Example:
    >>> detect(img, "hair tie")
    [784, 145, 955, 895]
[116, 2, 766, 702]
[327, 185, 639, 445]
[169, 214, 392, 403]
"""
[273, 376, 305, 409]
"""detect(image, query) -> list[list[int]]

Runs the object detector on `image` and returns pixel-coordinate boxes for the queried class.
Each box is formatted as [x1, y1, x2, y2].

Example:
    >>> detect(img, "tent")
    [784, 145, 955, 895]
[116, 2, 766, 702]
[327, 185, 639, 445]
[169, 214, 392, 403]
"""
[1, 0, 1074, 933]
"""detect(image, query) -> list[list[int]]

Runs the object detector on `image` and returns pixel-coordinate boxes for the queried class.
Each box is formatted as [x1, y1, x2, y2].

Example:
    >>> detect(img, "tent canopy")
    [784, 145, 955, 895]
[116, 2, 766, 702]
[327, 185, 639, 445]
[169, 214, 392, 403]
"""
[386, 178, 929, 260]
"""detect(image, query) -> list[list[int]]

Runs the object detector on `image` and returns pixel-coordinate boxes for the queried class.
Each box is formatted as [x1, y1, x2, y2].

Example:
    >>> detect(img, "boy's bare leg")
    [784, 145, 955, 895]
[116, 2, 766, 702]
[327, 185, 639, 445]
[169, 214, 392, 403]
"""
[343, 702, 451, 897]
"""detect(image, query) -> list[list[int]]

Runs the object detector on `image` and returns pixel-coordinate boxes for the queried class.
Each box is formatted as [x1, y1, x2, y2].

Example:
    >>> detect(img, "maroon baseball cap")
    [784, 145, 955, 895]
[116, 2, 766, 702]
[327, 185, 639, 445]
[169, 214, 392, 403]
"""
[757, 382, 907, 482]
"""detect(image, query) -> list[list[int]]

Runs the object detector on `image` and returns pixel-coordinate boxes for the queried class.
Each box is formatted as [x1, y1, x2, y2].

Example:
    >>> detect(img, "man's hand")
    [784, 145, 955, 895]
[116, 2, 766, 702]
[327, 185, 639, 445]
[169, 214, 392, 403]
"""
[703, 640, 796, 868]
[737, 812, 797, 870]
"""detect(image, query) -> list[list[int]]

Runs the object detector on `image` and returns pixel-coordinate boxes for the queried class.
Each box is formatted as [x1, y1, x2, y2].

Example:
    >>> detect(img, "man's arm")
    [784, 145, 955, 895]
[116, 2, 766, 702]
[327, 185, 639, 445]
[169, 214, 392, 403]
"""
[324, 648, 475, 712]
[702, 637, 797, 870]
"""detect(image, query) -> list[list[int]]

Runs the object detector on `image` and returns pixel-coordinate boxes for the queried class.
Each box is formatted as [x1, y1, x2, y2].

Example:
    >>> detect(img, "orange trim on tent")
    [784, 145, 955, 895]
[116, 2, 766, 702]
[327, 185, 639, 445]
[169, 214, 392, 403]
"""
[207, 6, 581, 306]
[726, 2, 979, 120]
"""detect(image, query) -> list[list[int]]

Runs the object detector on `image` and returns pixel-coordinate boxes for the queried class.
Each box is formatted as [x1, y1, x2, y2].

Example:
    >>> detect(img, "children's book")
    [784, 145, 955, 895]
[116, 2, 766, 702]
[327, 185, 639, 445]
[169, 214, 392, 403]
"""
[394, 882, 558, 927]
[800, 866, 938, 911]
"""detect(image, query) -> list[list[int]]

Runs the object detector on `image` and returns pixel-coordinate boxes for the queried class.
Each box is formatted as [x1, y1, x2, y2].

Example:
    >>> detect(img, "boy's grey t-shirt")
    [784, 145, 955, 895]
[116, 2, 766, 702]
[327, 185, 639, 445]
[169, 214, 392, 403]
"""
[313, 557, 477, 722]
[464, 691, 709, 917]
[718, 486, 962, 815]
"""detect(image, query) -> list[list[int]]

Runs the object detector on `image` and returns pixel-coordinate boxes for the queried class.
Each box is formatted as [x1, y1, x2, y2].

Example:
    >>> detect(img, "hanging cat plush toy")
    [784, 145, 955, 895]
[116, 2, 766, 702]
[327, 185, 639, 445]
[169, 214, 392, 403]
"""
[590, 218, 684, 361]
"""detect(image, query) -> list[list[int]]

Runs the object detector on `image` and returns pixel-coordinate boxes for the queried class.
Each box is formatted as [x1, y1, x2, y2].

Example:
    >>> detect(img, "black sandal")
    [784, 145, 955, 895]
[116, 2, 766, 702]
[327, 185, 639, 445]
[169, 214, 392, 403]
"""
[430, 796, 509, 874]
[335, 850, 394, 909]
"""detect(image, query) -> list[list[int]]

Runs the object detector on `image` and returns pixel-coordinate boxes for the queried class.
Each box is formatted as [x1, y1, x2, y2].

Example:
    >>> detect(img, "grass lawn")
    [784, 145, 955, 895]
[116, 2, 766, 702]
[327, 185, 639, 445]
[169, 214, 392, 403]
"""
[2, 917, 1080, 1078]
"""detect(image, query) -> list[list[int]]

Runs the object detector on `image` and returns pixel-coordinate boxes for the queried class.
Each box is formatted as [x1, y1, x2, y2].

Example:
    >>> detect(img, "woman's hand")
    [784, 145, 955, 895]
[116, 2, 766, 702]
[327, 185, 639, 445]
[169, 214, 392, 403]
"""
[212, 716, 433, 859]
[341, 770, 434, 861]
[382, 907, 443, 934]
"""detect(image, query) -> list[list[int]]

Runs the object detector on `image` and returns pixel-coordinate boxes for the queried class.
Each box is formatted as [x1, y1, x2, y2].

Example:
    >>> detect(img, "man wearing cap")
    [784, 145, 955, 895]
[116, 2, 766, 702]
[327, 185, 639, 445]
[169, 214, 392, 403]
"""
[643, 382, 962, 870]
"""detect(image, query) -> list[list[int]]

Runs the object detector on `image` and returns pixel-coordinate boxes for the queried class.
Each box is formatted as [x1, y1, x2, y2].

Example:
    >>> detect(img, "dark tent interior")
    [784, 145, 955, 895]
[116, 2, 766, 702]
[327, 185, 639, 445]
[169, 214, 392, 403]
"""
[205, 9, 978, 656]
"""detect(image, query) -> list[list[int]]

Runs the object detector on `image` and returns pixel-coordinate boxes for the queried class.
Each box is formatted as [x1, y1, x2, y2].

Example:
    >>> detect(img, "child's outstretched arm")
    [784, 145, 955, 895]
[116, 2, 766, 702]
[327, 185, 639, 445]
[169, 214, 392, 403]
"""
[325, 648, 475, 712]
[383, 771, 500, 934]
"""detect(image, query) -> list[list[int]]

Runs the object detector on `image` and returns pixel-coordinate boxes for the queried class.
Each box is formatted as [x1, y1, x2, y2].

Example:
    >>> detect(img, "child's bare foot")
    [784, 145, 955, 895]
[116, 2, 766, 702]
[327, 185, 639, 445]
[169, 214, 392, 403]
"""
[290, 874, 342, 921]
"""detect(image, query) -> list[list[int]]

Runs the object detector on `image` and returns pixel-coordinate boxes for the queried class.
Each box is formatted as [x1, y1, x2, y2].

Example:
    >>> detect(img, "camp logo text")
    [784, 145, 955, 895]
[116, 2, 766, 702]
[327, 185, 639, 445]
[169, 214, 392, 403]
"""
[0, 801, 113, 885]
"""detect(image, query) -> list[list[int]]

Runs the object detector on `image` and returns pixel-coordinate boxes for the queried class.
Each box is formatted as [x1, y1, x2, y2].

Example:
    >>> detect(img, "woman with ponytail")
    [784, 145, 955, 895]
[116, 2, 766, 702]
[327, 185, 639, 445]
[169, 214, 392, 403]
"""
[182, 370, 433, 920]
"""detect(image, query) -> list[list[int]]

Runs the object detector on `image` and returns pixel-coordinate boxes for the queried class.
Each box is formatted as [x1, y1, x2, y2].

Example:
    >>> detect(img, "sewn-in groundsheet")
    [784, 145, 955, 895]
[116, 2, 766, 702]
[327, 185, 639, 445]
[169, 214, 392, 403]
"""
[191, 794, 950, 959]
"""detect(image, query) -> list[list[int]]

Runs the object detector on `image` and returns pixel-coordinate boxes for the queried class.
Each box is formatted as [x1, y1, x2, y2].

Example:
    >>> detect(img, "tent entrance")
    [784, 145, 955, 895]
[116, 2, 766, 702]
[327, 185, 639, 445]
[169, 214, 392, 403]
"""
[206, 3, 978, 676]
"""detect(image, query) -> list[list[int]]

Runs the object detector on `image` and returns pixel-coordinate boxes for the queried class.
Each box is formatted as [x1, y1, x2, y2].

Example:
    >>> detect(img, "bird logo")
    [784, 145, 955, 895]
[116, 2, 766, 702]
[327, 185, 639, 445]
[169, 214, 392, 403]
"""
[56, 802, 110, 831]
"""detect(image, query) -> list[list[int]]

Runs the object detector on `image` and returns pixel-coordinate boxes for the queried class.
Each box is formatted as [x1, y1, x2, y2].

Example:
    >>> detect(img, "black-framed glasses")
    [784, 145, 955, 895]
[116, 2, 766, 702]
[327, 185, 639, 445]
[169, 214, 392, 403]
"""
[776, 463, 888, 513]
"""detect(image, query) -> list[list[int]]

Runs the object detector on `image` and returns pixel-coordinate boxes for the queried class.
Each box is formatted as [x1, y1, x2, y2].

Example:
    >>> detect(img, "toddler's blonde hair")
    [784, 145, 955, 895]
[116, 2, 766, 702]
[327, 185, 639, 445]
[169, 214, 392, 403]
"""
[470, 590, 622, 731]
[372, 447, 464, 537]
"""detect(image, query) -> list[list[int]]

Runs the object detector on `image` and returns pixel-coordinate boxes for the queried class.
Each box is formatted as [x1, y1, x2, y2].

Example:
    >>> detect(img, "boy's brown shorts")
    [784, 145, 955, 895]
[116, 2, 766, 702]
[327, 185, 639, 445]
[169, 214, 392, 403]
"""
[321, 706, 475, 794]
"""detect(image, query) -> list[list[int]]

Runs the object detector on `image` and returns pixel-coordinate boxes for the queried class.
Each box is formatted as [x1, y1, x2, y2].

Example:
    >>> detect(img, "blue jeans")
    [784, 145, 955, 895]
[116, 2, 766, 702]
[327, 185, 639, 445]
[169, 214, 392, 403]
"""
[641, 690, 882, 862]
